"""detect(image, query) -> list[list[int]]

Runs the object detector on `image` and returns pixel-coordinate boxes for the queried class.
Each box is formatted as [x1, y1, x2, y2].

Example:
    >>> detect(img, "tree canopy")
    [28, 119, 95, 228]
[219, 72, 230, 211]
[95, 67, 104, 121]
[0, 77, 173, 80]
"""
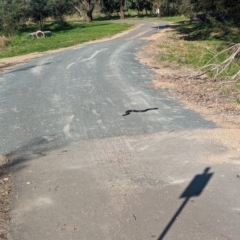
[0, 0, 239, 35]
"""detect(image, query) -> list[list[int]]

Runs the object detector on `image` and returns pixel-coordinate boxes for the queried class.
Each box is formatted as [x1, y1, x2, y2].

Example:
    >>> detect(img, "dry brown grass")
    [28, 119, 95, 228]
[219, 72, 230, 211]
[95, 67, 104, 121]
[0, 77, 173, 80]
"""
[0, 36, 9, 49]
[0, 156, 11, 240]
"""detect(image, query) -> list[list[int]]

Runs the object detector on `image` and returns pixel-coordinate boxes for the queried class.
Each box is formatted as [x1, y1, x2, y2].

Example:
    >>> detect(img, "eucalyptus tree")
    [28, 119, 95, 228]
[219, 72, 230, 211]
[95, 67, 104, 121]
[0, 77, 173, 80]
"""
[155, 0, 182, 16]
[0, 0, 25, 35]
[100, 0, 116, 14]
[100, 0, 125, 19]
[71, 0, 98, 22]
[119, 0, 125, 18]
[127, 0, 153, 15]
[183, 0, 240, 24]
[47, 0, 74, 22]
[25, 0, 50, 30]
[226, 0, 240, 26]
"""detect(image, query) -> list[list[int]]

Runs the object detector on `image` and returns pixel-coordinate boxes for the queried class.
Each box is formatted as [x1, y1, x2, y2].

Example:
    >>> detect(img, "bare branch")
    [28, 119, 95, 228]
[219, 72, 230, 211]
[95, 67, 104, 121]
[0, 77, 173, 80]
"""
[190, 43, 240, 82]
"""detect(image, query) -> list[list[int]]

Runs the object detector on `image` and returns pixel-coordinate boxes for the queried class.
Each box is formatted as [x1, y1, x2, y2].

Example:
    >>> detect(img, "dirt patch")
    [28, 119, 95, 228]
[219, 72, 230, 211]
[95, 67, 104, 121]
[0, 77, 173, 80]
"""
[0, 156, 11, 240]
[195, 128, 240, 164]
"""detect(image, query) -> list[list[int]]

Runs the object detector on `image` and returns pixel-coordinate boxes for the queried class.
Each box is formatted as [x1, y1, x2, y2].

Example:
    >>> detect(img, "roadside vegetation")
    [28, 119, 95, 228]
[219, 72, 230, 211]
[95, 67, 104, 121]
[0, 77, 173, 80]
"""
[160, 16, 187, 23]
[153, 17, 240, 104]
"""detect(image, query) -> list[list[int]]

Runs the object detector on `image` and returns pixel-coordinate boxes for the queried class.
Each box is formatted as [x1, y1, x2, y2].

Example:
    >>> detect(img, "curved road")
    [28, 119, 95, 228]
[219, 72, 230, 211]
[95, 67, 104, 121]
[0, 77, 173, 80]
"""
[0, 21, 240, 240]
[0, 21, 214, 154]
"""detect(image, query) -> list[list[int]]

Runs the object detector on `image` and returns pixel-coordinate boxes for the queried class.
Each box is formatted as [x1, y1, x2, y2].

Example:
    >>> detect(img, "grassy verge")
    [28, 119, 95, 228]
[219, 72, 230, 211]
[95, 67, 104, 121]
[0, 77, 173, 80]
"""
[0, 21, 133, 58]
[155, 19, 240, 103]
[160, 15, 187, 23]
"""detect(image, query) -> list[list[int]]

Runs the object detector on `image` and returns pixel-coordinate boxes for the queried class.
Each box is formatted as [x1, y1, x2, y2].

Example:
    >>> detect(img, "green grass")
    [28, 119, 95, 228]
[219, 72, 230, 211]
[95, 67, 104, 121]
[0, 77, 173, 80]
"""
[176, 20, 240, 42]
[157, 20, 240, 79]
[0, 21, 133, 58]
[155, 19, 240, 104]
[160, 16, 188, 23]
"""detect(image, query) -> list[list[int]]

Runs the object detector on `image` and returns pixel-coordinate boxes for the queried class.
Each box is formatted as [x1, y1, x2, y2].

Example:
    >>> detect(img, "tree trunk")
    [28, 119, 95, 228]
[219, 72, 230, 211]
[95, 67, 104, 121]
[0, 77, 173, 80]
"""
[39, 13, 44, 30]
[82, 0, 94, 22]
[119, 0, 125, 19]
[86, 10, 93, 22]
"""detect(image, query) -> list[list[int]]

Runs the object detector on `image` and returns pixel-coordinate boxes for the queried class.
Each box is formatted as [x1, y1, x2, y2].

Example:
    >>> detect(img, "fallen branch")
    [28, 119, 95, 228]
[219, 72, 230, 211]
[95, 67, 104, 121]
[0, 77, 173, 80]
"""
[190, 43, 240, 82]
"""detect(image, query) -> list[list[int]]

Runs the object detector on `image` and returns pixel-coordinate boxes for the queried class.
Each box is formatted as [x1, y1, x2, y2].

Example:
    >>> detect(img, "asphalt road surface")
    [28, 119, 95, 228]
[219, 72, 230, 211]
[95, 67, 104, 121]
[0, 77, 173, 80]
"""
[0, 20, 240, 240]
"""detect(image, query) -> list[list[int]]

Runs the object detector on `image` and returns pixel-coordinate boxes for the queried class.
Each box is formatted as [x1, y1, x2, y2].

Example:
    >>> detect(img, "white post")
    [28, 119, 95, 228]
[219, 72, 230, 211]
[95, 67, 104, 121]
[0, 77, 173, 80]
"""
[156, 8, 160, 32]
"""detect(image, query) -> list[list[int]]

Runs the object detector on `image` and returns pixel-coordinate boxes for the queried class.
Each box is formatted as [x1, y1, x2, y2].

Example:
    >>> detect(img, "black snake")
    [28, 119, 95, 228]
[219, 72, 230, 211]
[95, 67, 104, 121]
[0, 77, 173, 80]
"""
[122, 108, 158, 116]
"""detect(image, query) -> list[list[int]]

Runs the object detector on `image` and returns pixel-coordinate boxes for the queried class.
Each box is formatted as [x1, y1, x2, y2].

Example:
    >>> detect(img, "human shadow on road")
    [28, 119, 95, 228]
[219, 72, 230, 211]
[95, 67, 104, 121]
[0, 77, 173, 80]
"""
[122, 108, 158, 116]
[158, 167, 214, 240]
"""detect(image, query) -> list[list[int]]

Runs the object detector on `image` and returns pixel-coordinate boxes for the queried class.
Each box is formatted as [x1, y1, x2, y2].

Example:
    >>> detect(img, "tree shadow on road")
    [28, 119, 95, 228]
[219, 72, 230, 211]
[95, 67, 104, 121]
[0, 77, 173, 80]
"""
[1, 134, 67, 177]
